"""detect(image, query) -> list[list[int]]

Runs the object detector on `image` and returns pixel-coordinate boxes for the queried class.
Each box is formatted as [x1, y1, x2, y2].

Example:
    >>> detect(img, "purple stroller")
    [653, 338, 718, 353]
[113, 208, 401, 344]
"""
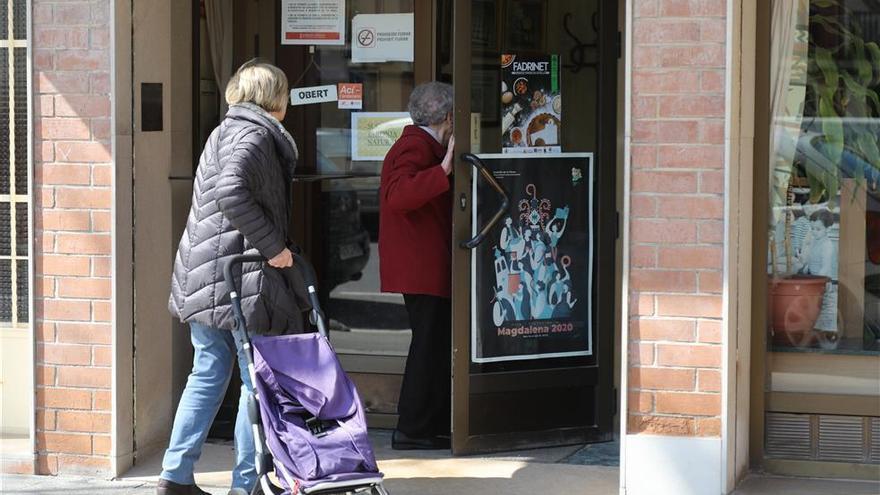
[224, 254, 388, 495]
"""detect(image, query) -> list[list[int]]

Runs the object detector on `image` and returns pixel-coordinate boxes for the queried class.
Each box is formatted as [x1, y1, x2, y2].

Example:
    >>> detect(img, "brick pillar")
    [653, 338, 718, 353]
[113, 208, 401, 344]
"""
[32, 0, 113, 476]
[627, 0, 727, 438]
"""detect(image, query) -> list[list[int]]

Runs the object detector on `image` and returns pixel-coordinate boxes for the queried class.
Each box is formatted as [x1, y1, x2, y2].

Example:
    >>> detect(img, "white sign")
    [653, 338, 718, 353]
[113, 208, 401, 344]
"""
[351, 112, 412, 161]
[351, 13, 414, 63]
[281, 0, 345, 46]
[290, 84, 338, 106]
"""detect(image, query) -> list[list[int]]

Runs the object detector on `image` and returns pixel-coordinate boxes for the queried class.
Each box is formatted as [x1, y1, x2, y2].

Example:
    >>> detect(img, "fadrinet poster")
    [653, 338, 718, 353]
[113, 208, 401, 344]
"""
[500, 54, 562, 154]
[472, 154, 593, 363]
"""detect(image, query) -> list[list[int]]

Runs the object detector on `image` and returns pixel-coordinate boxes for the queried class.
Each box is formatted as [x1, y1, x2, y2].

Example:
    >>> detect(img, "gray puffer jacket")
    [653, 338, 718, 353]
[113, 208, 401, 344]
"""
[169, 103, 309, 334]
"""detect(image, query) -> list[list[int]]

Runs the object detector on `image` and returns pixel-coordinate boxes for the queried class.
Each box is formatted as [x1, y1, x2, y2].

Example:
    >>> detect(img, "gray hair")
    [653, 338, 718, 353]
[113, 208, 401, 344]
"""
[226, 60, 289, 113]
[407, 82, 453, 126]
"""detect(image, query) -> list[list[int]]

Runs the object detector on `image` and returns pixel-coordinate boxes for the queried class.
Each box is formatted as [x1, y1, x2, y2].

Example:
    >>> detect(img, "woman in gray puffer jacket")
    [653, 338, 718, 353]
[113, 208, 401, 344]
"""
[158, 60, 302, 495]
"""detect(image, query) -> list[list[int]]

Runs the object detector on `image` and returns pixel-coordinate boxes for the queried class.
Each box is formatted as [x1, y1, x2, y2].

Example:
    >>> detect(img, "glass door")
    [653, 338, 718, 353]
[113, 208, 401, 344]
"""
[449, 0, 618, 453]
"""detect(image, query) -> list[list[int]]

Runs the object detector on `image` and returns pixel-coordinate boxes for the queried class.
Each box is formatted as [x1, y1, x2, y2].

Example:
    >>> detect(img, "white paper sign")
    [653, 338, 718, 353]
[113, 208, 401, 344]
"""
[290, 85, 338, 106]
[351, 13, 414, 63]
[351, 112, 412, 161]
[281, 0, 345, 45]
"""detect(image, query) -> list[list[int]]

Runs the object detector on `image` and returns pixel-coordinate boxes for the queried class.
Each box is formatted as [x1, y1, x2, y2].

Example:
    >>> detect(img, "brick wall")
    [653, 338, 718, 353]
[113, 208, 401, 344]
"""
[32, 0, 113, 475]
[627, 0, 726, 437]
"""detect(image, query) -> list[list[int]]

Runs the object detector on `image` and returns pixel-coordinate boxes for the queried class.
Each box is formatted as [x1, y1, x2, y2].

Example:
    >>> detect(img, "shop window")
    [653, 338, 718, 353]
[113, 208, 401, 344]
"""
[0, 0, 31, 452]
[762, 0, 880, 470]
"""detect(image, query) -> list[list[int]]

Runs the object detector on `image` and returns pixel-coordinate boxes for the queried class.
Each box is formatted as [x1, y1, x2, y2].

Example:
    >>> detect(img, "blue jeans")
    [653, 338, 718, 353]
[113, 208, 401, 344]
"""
[160, 322, 256, 491]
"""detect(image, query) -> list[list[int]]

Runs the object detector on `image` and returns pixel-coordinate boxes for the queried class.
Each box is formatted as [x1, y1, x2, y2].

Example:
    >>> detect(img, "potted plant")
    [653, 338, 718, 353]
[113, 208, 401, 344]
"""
[768, 0, 880, 347]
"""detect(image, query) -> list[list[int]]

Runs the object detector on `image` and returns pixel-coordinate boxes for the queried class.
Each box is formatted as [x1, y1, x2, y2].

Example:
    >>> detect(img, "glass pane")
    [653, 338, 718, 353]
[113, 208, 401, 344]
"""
[13, 0, 26, 40]
[0, 2, 7, 42]
[0, 48, 9, 196]
[14, 202, 26, 256]
[0, 259, 11, 323]
[16, 259, 26, 322]
[766, 0, 880, 392]
[14, 47, 26, 195]
[0, 202, 9, 256]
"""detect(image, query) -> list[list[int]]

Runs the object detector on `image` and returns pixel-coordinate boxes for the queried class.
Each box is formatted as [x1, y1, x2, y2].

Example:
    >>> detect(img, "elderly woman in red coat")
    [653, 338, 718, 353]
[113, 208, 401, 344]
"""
[379, 81, 455, 450]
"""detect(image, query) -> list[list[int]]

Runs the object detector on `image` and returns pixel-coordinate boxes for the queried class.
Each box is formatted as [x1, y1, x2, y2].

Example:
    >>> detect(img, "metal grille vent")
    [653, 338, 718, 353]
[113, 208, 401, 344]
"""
[870, 418, 880, 464]
[818, 415, 864, 463]
[766, 413, 812, 460]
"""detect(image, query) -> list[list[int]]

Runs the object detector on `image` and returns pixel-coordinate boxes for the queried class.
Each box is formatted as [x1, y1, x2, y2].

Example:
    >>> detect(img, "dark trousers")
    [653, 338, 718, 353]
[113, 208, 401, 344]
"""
[397, 294, 452, 438]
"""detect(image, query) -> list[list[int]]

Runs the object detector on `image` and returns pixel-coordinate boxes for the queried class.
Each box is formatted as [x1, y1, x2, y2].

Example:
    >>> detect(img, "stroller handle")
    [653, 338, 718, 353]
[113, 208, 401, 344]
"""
[223, 252, 329, 341]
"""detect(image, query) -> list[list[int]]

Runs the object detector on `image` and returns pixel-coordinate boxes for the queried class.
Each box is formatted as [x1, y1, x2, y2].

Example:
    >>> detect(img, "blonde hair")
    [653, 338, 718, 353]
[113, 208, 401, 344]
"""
[225, 60, 289, 113]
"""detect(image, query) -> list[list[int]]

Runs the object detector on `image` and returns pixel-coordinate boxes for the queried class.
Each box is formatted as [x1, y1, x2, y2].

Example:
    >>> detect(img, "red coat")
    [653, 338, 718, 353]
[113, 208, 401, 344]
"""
[379, 126, 452, 298]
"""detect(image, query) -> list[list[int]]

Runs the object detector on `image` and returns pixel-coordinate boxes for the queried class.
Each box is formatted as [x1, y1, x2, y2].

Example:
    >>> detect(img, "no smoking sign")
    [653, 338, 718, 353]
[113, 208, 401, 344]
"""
[356, 28, 376, 48]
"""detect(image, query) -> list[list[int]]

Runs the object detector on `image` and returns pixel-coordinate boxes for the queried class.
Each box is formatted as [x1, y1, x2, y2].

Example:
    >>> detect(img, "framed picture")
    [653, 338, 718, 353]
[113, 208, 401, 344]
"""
[503, 0, 546, 53]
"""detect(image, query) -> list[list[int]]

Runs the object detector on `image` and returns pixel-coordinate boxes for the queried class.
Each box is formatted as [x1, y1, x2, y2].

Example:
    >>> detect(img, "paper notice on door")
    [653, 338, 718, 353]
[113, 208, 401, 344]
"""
[351, 13, 414, 63]
[281, 0, 345, 45]
[351, 112, 412, 161]
[290, 84, 338, 106]
[337, 83, 363, 109]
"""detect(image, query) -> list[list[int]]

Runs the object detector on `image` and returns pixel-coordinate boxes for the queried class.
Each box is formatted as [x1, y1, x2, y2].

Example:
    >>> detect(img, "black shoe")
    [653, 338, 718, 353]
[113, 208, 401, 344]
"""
[156, 478, 210, 495]
[391, 429, 451, 450]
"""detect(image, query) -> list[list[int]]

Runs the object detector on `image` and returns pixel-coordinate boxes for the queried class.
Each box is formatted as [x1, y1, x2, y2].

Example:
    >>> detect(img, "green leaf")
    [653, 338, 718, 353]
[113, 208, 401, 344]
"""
[866, 42, 880, 86]
[814, 48, 839, 91]
[852, 36, 873, 86]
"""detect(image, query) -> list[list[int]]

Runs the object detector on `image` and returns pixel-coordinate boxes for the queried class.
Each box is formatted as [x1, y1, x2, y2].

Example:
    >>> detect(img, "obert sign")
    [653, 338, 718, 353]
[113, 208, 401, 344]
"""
[290, 84, 338, 106]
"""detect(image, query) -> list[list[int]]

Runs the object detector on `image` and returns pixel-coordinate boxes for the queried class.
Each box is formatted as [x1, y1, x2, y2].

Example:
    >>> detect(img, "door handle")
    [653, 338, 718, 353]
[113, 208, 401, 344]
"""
[459, 153, 510, 250]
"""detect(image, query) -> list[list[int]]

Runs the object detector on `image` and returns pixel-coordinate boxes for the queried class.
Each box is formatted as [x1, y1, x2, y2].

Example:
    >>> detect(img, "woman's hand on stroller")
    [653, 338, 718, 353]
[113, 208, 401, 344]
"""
[268, 248, 294, 268]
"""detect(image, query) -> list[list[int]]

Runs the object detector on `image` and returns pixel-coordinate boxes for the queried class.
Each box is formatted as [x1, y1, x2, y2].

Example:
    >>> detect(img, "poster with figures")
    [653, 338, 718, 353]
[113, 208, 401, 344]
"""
[472, 154, 593, 363]
[500, 54, 562, 154]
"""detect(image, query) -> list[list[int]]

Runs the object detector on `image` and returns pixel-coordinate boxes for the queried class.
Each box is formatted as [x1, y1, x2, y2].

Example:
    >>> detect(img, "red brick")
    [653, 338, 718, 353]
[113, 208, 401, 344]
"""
[39, 344, 92, 366]
[697, 417, 722, 436]
[658, 145, 724, 169]
[55, 142, 112, 163]
[631, 145, 657, 169]
[657, 196, 724, 219]
[91, 210, 111, 232]
[633, 318, 696, 341]
[633, 120, 658, 143]
[39, 210, 91, 231]
[629, 391, 654, 413]
[657, 121, 700, 143]
[698, 369, 722, 392]
[91, 165, 112, 187]
[90, 72, 111, 94]
[660, 0, 726, 17]
[92, 346, 112, 366]
[701, 120, 726, 144]
[37, 322, 57, 342]
[90, 28, 110, 49]
[92, 435, 111, 455]
[631, 218, 698, 243]
[702, 70, 725, 92]
[54, 95, 111, 118]
[38, 387, 92, 410]
[37, 409, 57, 431]
[659, 95, 725, 118]
[91, 120, 111, 141]
[633, 71, 702, 94]
[38, 164, 92, 186]
[698, 271, 723, 294]
[633, 96, 658, 119]
[41, 233, 56, 252]
[57, 233, 111, 255]
[635, 0, 658, 17]
[39, 95, 54, 116]
[55, 455, 110, 475]
[657, 294, 722, 318]
[37, 454, 59, 475]
[630, 367, 696, 391]
[57, 366, 111, 389]
[37, 432, 91, 455]
[34, 49, 55, 70]
[632, 171, 698, 194]
[700, 170, 724, 194]
[37, 365, 57, 386]
[629, 414, 695, 436]
[93, 390, 111, 411]
[92, 301, 111, 322]
[92, 257, 111, 277]
[698, 220, 724, 243]
[658, 246, 722, 270]
[41, 299, 91, 321]
[57, 411, 111, 433]
[53, 3, 92, 24]
[630, 270, 697, 293]
[39, 119, 91, 140]
[629, 342, 655, 365]
[38, 276, 57, 298]
[34, 27, 89, 49]
[57, 323, 111, 345]
[633, 46, 662, 68]
[658, 344, 721, 368]
[58, 277, 111, 299]
[33, 3, 53, 23]
[37, 72, 90, 94]
[38, 141, 56, 162]
[697, 319, 723, 343]
[631, 195, 657, 217]
[55, 50, 108, 71]
[634, 19, 701, 43]
[655, 392, 720, 416]
[55, 188, 111, 208]
[631, 293, 655, 316]
[40, 255, 91, 276]
[39, 187, 56, 208]
[659, 45, 726, 69]
[631, 246, 657, 268]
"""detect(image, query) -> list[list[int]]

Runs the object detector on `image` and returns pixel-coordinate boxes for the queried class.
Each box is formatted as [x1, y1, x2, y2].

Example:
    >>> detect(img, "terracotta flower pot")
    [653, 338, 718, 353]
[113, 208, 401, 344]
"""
[769, 275, 829, 347]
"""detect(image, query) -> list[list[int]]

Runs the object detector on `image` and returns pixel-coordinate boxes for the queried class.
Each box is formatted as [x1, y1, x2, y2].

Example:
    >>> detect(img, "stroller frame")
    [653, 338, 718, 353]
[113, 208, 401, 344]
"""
[224, 254, 390, 495]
